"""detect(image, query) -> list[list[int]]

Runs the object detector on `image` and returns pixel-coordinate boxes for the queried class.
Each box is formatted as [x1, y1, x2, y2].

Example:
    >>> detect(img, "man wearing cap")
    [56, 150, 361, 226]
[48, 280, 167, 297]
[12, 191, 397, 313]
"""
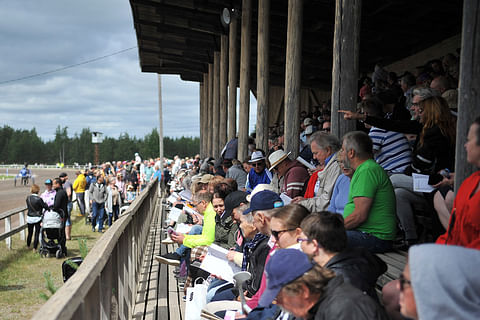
[41, 179, 56, 207]
[258, 249, 387, 319]
[73, 170, 87, 217]
[60, 172, 73, 240]
[222, 159, 247, 191]
[300, 117, 314, 150]
[245, 150, 272, 193]
[268, 150, 310, 199]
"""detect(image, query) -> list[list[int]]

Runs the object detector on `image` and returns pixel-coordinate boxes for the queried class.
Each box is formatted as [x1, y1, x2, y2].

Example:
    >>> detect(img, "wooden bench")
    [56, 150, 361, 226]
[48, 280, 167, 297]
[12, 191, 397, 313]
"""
[375, 250, 407, 297]
[133, 200, 185, 320]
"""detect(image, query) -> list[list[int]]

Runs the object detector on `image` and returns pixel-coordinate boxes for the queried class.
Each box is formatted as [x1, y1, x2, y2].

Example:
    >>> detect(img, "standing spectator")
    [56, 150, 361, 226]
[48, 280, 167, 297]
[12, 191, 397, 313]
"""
[339, 131, 397, 253]
[152, 164, 162, 182]
[59, 173, 73, 240]
[106, 177, 120, 226]
[52, 178, 68, 239]
[41, 179, 56, 207]
[144, 161, 155, 185]
[89, 174, 108, 233]
[245, 150, 272, 192]
[126, 184, 136, 203]
[26, 184, 49, 251]
[73, 170, 87, 216]
[223, 159, 247, 191]
[115, 173, 126, 203]
[268, 150, 310, 199]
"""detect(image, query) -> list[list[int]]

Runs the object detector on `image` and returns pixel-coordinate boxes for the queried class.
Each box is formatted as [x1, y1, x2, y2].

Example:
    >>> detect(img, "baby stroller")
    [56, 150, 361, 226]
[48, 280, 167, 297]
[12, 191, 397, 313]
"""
[39, 209, 67, 258]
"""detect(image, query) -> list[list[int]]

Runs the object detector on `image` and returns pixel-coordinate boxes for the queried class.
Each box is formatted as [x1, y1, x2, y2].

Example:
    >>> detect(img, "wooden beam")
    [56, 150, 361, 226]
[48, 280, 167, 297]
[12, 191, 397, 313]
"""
[213, 52, 221, 158]
[219, 35, 229, 154]
[455, 0, 480, 192]
[238, 0, 252, 161]
[331, 0, 362, 139]
[284, 0, 303, 158]
[256, 0, 270, 154]
[207, 64, 214, 157]
[228, 18, 239, 143]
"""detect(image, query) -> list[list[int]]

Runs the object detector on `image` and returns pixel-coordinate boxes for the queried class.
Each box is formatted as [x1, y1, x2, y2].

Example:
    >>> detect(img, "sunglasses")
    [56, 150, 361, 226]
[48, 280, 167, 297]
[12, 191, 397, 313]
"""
[271, 228, 296, 240]
[399, 273, 411, 291]
[252, 162, 265, 167]
[296, 238, 310, 243]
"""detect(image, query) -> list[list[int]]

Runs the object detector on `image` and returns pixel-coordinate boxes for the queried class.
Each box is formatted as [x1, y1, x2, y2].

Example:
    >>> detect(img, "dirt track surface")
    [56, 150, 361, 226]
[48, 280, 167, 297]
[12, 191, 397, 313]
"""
[0, 168, 77, 232]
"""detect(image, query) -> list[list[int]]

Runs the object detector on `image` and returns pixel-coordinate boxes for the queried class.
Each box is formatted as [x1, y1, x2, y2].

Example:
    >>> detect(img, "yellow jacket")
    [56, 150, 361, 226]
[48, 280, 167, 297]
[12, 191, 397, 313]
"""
[73, 174, 87, 193]
[183, 202, 216, 248]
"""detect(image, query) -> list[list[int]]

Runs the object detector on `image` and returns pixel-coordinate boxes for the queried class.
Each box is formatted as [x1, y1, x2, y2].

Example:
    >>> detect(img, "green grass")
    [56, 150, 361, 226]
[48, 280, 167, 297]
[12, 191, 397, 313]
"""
[0, 211, 103, 319]
[0, 175, 14, 179]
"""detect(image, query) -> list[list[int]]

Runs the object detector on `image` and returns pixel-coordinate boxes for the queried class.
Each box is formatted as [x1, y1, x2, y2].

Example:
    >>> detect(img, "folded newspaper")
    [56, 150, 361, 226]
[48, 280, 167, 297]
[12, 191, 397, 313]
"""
[168, 207, 183, 222]
[179, 189, 193, 202]
[199, 244, 241, 283]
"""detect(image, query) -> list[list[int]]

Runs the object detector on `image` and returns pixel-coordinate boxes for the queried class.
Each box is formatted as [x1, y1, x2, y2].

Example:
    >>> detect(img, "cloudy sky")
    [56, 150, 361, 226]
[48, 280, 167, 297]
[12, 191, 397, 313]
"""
[0, 0, 257, 142]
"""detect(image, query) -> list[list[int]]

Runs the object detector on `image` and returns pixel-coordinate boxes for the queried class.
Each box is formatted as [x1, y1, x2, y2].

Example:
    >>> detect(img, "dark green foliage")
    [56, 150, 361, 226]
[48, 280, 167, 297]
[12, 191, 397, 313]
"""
[0, 125, 199, 164]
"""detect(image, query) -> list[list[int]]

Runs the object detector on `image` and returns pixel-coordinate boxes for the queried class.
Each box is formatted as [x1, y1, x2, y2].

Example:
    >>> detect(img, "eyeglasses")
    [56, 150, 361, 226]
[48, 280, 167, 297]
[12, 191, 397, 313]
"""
[399, 273, 411, 291]
[271, 228, 296, 240]
[411, 102, 421, 107]
[297, 238, 310, 243]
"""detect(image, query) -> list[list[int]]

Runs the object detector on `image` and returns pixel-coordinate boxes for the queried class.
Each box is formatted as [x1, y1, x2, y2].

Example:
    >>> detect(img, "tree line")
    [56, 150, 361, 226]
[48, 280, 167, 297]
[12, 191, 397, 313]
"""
[0, 125, 199, 165]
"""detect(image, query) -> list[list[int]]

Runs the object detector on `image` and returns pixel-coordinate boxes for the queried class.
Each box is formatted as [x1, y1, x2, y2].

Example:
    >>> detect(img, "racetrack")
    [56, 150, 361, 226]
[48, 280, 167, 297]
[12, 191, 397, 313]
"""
[0, 168, 77, 233]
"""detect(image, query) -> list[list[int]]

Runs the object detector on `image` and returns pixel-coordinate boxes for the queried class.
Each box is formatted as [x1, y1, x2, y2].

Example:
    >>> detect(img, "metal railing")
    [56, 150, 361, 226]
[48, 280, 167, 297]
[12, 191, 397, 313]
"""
[31, 179, 159, 320]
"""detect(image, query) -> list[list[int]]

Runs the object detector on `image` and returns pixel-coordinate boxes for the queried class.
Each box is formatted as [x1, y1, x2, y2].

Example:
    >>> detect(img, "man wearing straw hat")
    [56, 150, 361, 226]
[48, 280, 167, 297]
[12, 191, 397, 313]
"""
[268, 150, 309, 199]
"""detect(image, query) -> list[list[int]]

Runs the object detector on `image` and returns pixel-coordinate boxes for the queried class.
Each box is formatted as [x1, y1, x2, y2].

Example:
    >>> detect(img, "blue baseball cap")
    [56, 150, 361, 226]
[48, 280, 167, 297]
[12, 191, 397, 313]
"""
[44, 179, 52, 185]
[259, 249, 315, 307]
[243, 190, 283, 214]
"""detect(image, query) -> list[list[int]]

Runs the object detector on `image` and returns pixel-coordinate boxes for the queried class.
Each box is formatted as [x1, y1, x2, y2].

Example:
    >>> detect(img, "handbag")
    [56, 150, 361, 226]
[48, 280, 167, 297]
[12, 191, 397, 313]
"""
[185, 277, 208, 320]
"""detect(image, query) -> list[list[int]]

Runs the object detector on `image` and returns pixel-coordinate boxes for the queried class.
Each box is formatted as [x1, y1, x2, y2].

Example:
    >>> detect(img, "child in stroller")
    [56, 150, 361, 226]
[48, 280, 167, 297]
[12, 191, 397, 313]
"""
[39, 208, 67, 258]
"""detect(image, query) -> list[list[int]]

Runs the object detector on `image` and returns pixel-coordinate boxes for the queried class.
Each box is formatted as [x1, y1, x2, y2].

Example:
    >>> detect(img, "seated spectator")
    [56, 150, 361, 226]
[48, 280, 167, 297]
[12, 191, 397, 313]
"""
[270, 203, 309, 249]
[258, 249, 388, 319]
[340, 131, 397, 253]
[125, 184, 136, 203]
[436, 117, 480, 249]
[430, 75, 458, 110]
[322, 120, 331, 133]
[298, 125, 315, 164]
[399, 244, 480, 320]
[212, 192, 238, 249]
[222, 159, 247, 191]
[300, 212, 387, 300]
[268, 150, 310, 199]
[327, 164, 354, 215]
[207, 175, 224, 194]
[361, 98, 412, 174]
[155, 191, 215, 265]
[293, 132, 342, 211]
[245, 150, 272, 192]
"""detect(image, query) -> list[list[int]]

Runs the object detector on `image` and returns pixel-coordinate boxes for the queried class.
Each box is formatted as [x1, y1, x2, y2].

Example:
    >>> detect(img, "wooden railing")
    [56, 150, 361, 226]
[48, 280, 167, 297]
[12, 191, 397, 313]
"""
[31, 179, 159, 320]
[0, 199, 78, 249]
[0, 206, 28, 248]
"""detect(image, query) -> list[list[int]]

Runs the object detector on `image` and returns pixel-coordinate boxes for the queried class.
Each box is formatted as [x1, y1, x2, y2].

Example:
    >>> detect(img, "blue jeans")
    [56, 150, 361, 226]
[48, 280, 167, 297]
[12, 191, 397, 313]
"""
[65, 201, 73, 226]
[92, 202, 105, 231]
[175, 225, 203, 256]
[108, 204, 119, 226]
[346, 230, 393, 253]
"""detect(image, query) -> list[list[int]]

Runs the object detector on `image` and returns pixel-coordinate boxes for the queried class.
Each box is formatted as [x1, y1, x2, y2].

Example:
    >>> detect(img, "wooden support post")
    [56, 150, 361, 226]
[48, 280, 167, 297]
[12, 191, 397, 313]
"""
[202, 74, 209, 158]
[284, 0, 303, 158]
[331, 0, 362, 139]
[5, 216, 11, 249]
[213, 52, 221, 158]
[256, 0, 270, 154]
[238, 0, 252, 161]
[455, 0, 480, 192]
[228, 18, 239, 143]
[220, 35, 229, 154]
[199, 81, 205, 158]
[207, 63, 214, 156]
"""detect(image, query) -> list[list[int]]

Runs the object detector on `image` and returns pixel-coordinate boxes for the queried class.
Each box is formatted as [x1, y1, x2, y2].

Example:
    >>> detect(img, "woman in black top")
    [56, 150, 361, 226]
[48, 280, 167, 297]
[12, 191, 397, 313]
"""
[26, 184, 49, 250]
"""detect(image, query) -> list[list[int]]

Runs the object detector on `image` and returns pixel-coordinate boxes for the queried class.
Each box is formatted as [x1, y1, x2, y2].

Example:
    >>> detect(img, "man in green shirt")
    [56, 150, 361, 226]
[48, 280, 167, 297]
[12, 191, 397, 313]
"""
[340, 131, 396, 253]
[155, 190, 216, 265]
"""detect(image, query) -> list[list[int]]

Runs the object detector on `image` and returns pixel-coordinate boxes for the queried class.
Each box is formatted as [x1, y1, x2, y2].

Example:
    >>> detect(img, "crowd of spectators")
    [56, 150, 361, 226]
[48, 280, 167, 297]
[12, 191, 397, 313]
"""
[152, 52, 479, 319]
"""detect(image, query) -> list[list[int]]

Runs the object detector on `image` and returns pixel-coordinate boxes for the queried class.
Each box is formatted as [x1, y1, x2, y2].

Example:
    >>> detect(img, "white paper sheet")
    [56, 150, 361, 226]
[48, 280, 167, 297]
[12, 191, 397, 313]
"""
[168, 207, 183, 222]
[175, 223, 193, 234]
[412, 173, 435, 193]
[280, 193, 292, 205]
[296, 156, 316, 170]
[199, 244, 241, 283]
[183, 205, 197, 216]
[179, 189, 193, 202]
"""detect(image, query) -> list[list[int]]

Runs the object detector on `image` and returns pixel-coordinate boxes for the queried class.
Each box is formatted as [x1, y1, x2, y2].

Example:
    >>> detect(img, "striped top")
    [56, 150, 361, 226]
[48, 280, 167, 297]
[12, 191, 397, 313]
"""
[369, 126, 412, 174]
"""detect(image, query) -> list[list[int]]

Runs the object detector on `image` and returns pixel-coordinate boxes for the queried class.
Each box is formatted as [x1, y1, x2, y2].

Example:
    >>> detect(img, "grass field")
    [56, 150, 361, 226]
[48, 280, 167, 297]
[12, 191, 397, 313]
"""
[0, 212, 103, 319]
[0, 175, 14, 180]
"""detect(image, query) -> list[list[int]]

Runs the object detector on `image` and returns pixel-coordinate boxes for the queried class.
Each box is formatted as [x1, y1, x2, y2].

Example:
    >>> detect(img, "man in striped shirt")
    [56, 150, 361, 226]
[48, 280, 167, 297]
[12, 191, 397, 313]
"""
[362, 98, 412, 174]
